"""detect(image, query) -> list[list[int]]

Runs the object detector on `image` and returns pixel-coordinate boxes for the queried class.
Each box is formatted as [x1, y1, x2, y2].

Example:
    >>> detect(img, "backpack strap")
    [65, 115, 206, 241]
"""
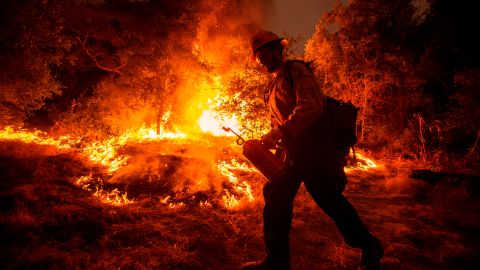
[264, 60, 310, 106]
[283, 60, 311, 89]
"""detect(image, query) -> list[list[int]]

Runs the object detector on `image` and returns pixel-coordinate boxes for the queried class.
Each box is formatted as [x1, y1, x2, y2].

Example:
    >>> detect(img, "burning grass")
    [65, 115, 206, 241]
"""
[0, 135, 479, 269]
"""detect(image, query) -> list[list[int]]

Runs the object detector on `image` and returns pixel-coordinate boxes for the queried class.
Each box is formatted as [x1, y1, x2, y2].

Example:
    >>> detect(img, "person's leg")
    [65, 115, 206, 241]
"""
[302, 164, 372, 248]
[302, 164, 383, 269]
[262, 168, 302, 268]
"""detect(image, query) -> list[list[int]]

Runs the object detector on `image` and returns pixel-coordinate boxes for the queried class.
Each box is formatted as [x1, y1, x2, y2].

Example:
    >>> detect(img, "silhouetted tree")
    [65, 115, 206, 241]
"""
[306, 0, 480, 168]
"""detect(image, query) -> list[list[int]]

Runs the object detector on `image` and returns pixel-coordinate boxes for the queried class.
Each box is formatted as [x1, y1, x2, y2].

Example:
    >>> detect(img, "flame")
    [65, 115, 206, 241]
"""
[0, 126, 74, 149]
[222, 191, 240, 209]
[198, 109, 240, 136]
[82, 124, 186, 173]
[218, 158, 257, 172]
[0, 124, 382, 209]
[82, 138, 130, 174]
[159, 196, 187, 209]
[217, 159, 255, 208]
[75, 175, 133, 206]
[191, 74, 242, 136]
[344, 149, 382, 173]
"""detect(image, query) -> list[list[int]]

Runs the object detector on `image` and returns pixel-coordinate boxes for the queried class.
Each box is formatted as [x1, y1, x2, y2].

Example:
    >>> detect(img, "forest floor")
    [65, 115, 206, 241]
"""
[0, 139, 479, 270]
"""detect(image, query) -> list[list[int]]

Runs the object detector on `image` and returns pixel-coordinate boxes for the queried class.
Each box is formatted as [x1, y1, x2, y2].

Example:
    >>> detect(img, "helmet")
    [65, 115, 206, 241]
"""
[251, 30, 284, 54]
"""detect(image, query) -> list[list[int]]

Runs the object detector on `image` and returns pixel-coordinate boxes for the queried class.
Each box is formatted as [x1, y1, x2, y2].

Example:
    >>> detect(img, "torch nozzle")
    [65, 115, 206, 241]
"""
[222, 126, 245, 145]
[222, 126, 231, 132]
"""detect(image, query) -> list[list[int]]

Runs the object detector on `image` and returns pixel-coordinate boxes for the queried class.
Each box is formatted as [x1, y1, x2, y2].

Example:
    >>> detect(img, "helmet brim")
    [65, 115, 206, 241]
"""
[253, 38, 285, 54]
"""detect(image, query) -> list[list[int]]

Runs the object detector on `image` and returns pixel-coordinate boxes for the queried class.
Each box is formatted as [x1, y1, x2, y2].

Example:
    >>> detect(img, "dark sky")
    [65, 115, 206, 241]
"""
[263, 0, 337, 54]
[262, 0, 429, 54]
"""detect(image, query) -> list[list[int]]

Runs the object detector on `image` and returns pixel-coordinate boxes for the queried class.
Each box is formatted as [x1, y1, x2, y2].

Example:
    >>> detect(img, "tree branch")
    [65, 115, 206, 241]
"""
[75, 34, 126, 76]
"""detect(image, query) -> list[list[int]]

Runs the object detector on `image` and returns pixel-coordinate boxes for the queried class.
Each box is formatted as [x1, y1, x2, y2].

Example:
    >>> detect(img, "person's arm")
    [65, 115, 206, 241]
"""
[279, 62, 325, 139]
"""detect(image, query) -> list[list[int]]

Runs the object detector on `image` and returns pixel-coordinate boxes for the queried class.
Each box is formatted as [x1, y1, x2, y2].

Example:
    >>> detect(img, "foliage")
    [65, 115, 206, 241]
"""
[305, 0, 417, 144]
[218, 63, 271, 138]
[0, 1, 68, 125]
[0, 0, 269, 138]
[305, 0, 480, 170]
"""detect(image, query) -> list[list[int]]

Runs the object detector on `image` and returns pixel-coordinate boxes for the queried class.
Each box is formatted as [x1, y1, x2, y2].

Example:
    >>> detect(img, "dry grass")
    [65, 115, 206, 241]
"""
[0, 141, 478, 269]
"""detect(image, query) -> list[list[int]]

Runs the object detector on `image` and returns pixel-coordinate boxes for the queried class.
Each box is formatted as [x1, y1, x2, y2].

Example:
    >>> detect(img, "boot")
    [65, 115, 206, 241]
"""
[241, 256, 291, 270]
[361, 236, 384, 270]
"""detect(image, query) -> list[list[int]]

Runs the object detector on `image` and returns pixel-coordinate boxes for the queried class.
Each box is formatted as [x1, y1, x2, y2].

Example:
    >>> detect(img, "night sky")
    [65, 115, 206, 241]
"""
[263, 0, 429, 54]
[264, 0, 337, 54]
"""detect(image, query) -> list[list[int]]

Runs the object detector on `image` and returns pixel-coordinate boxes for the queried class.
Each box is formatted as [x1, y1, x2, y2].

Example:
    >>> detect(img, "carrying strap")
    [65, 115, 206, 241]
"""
[263, 60, 313, 106]
[283, 60, 311, 88]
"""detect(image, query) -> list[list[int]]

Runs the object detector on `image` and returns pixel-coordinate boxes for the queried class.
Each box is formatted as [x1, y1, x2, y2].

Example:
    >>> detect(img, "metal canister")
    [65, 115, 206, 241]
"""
[222, 126, 288, 182]
[242, 139, 287, 182]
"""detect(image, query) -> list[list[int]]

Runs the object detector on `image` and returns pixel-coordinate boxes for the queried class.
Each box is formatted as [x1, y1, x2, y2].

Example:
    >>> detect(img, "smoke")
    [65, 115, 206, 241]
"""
[75, 0, 276, 136]
[50, 1, 274, 201]
[160, 0, 274, 134]
[106, 140, 233, 201]
[193, 0, 271, 70]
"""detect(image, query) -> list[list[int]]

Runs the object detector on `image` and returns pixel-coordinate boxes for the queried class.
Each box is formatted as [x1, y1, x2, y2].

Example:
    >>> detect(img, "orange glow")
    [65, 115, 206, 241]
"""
[217, 159, 255, 208]
[344, 149, 382, 173]
[75, 175, 133, 206]
[0, 126, 74, 149]
[0, 26, 381, 210]
[1, 124, 382, 209]
[82, 124, 186, 173]
[198, 109, 240, 136]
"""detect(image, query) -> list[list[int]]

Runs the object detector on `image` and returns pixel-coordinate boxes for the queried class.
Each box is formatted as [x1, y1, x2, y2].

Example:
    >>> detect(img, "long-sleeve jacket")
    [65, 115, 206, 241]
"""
[266, 60, 325, 141]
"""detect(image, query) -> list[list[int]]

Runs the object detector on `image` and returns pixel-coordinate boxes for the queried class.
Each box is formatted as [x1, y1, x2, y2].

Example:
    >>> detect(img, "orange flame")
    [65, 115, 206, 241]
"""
[344, 149, 382, 173]
[217, 158, 255, 208]
[198, 109, 240, 136]
[75, 175, 133, 206]
[0, 126, 74, 149]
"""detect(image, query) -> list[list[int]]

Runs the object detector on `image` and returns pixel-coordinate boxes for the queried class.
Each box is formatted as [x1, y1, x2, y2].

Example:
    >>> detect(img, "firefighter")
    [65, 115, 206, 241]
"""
[241, 30, 384, 270]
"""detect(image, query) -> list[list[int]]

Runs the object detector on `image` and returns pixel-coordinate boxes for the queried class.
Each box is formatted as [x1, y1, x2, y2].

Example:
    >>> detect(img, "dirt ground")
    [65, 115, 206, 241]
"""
[0, 140, 479, 270]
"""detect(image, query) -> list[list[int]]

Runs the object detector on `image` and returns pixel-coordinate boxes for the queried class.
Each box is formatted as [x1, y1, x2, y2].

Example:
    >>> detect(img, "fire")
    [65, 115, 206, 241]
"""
[0, 126, 74, 149]
[219, 158, 257, 172]
[159, 196, 188, 209]
[0, 124, 383, 209]
[123, 124, 186, 141]
[75, 175, 133, 206]
[82, 124, 186, 173]
[199, 109, 240, 136]
[344, 149, 382, 173]
[0, 1, 384, 213]
[217, 159, 255, 208]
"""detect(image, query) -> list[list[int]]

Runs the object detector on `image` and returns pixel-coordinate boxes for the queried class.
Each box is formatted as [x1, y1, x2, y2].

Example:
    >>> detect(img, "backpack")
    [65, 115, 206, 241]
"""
[284, 60, 359, 154]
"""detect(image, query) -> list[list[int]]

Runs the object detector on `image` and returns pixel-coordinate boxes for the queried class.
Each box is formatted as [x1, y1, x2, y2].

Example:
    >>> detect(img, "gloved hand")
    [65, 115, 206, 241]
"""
[261, 127, 282, 149]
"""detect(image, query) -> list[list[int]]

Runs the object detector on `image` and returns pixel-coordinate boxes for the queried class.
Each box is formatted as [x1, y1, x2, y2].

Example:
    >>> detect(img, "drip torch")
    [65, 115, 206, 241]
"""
[222, 126, 289, 182]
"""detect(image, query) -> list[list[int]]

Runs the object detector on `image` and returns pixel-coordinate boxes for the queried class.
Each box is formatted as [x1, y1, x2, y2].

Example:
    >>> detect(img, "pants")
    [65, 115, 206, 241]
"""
[262, 154, 373, 267]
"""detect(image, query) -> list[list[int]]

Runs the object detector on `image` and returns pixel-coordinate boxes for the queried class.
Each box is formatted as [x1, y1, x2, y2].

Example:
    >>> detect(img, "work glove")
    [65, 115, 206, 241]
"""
[261, 127, 282, 149]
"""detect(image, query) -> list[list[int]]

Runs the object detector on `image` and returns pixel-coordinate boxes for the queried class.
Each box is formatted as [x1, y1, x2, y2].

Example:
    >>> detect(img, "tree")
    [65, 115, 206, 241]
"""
[306, 0, 419, 146]
[305, 0, 480, 169]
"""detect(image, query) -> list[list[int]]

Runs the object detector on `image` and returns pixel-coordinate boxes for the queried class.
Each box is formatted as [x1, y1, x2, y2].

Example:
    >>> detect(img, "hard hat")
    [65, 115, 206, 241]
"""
[251, 30, 284, 54]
